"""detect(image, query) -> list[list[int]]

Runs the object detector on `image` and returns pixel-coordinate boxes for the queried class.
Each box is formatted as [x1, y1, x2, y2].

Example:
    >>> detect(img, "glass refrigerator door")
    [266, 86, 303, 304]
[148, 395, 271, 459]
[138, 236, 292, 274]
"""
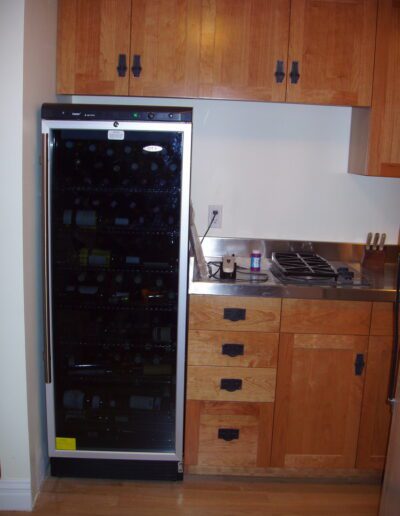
[50, 128, 184, 453]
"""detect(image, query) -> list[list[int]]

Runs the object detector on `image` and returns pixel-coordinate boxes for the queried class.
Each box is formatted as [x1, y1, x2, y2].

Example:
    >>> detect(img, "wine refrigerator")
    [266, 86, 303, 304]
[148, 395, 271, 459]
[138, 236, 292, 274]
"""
[41, 104, 192, 480]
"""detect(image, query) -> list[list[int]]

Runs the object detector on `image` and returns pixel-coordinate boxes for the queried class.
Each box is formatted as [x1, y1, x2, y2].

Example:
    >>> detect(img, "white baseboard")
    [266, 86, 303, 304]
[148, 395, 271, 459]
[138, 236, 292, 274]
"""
[0, 479, 32, 511]
[32, 455, 49, 508]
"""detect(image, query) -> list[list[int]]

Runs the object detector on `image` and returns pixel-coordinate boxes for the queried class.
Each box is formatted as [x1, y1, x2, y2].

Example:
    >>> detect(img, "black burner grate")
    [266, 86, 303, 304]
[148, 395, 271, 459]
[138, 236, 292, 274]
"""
[271, 252, 338, 279]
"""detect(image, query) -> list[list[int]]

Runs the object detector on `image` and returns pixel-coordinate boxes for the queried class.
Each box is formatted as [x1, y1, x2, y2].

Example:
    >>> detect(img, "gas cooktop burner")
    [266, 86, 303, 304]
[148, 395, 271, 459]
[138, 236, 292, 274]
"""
[270, 252, 369, 287]
[271, 252, 337, 279]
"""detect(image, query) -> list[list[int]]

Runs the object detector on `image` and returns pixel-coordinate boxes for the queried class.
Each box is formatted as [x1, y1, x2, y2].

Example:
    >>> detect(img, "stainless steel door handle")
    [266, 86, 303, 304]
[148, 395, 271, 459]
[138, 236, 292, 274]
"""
[42, 133, 51, 383]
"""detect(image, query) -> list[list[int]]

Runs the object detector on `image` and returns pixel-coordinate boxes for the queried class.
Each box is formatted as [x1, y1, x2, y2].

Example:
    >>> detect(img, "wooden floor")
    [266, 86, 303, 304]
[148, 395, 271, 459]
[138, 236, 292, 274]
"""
[4, 476, 381, 516]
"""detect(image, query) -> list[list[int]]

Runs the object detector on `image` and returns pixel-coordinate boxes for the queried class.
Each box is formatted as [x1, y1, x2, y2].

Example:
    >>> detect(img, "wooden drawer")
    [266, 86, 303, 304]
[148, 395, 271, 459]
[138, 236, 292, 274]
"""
[187, 365, 276, 402]
[185, 401, 273, 468]
[281, 299, 372, 335]
[188, 330, 278, 368]
[370, 302, 394, 336]
[189, 295, 281, 332]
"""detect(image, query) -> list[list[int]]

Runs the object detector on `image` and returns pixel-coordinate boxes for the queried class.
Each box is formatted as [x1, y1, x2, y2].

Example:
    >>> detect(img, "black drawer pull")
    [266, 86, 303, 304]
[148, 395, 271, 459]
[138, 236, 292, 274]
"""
[117, 54, 127, 77]
[222, 343, 244, 357]
[223, 308, 246, 322]
[220, 378, 242, 392]
[132, 54, 142, 77]
[275, 60, 285, 83]
[290, 60, 300, 84]
[355, 353, 365, 376]
[218, 428, 239, 441]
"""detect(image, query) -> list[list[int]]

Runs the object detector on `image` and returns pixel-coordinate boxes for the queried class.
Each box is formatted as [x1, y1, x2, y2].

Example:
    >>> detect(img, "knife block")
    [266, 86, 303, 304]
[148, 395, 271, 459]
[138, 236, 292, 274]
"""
[361, 249, 385, 270]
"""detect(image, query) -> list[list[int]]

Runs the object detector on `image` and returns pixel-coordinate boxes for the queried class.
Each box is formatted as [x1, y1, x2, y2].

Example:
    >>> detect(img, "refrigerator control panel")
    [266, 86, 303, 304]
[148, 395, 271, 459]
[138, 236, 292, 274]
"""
[42, 104, 192, 123]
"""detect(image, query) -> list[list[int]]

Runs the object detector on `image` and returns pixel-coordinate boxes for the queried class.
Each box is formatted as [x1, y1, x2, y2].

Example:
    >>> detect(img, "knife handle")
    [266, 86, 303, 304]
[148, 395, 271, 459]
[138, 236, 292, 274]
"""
[366, 232, 372, 250]
[372, 232, 380, 251]
[378, 233, 386, 251]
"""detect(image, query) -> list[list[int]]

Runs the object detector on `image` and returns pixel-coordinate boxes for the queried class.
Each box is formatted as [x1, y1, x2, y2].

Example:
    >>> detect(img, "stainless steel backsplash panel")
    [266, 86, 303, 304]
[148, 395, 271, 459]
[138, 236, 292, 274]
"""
[201, 237, 400, 264]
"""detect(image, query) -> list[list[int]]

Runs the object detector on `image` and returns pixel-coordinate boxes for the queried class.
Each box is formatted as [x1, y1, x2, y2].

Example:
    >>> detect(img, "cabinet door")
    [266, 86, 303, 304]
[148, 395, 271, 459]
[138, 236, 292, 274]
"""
[57, 0, 132, 95]
[197, 0, 290, 101]
[129, 0, 202, 98]
[271, 333, 368, 469]
[364, 0, 400, 177]
[286, 0, 377, 106]
[356, 336, 392, 470]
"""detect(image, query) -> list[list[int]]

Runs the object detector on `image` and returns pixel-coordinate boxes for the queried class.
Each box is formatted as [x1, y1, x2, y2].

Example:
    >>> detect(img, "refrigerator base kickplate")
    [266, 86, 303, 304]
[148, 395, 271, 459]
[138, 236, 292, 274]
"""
[50, 457, 183, 481]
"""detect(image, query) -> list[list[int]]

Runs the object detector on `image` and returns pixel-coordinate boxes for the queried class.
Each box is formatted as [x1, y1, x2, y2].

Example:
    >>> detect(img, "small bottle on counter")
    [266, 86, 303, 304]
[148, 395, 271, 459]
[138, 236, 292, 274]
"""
[250, 250, 262, 272]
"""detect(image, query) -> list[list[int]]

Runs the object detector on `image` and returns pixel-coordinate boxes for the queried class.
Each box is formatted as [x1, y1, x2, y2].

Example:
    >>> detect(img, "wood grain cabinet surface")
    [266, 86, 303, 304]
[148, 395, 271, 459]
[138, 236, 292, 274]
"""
[57, 0, 132, 95]
[57, 0, 377, 107]
[185, 400, 274, 470]
[280, 299, 372, 335]
[185, 295, 279, 472]
[185, 295, 393, 476]
[349, 0, 400, 177]
[370, 302, 395, 336]
[356, 335, 392, 470]
[187, 365, 277, 403]
[271, 333, 369, 469]
[189, 295, 281, 333]
[286, 0, 377, 107]
[356, 302, 394, 470]
[187, 330, 278, 368]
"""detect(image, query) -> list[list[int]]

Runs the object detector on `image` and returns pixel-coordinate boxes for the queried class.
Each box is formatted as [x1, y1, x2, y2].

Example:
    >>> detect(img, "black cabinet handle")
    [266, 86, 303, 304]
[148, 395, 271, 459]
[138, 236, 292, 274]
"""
[275, 60, 285, 83]
[220, 378, 242, 392]
[289, 61, 300, 84]
[355, 353, 365, 376]
[223, 308, 246, 322]
[132, 54, 142, 77]
[117, 54, 127, 77]
[222, 343, 244, 357]
[218, 428, 239, 441]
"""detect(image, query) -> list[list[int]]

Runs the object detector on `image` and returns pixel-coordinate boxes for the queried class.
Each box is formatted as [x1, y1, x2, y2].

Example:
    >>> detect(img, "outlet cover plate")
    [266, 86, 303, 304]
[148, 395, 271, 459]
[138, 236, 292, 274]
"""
[208, 205, 222, 229]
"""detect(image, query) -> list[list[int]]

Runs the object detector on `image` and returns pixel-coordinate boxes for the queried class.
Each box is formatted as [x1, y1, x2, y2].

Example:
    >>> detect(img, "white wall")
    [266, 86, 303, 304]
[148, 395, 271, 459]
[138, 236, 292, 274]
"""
[0, 0, 57, 510]
[74, 96, 400, 244]
[0, 0, 31, 510]
[22, 0, 58, 501]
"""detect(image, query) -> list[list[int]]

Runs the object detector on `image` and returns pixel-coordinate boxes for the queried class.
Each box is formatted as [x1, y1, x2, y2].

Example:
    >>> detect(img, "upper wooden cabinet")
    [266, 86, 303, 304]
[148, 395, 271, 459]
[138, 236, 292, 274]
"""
[57, 0, 291, 101]
[128, 0, 202, 98]
[57, 0, 377, 106]
[57, 0, 132, 95]
[349, 0, 400, 177]
[286, 0, 377, 106]
[195, 0, 290, 102]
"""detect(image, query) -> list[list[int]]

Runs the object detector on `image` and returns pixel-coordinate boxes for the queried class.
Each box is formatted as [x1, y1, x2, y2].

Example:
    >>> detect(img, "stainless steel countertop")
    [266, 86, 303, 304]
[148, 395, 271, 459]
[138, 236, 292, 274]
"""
[189, 238, 399, 302]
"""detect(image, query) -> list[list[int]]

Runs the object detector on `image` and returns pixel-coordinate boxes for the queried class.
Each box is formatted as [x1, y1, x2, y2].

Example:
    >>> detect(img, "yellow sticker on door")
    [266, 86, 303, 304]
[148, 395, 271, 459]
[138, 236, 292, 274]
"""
[56, 437, 76, 450]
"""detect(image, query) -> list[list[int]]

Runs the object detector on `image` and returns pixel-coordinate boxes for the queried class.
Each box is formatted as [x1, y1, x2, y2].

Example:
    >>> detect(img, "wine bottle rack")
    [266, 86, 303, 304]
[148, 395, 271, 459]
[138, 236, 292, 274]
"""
[50, 128, 184, 452]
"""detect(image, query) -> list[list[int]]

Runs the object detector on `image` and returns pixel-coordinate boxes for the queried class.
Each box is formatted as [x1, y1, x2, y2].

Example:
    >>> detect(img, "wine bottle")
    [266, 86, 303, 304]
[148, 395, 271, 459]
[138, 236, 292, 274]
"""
[109, 199, 130, 227]
[79, 248, 111, 267]
[62, 209, 97, 227]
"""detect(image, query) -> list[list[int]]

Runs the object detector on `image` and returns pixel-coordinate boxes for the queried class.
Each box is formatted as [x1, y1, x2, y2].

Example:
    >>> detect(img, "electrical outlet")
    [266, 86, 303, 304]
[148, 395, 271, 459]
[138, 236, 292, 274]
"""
[208, 205, 223, 229]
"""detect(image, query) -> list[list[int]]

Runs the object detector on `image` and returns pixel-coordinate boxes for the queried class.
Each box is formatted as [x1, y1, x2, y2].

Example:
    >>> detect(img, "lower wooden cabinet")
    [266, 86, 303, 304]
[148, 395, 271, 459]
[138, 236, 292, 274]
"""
[185, 401, 274, 470]
[185, 295, 393, 476]
[356, 338, 392, 470]
[271, 333, 369, 469]
[355, 302, 395, 469]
